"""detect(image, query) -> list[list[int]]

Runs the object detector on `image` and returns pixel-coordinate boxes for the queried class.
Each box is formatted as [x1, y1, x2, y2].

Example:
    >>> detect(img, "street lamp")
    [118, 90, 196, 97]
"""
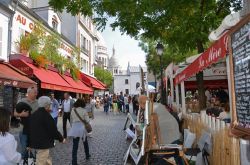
[156, 43, 166, 105]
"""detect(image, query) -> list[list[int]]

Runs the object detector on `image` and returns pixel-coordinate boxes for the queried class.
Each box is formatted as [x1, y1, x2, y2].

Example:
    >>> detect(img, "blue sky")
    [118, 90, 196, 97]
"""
[101, 19, 146, 69]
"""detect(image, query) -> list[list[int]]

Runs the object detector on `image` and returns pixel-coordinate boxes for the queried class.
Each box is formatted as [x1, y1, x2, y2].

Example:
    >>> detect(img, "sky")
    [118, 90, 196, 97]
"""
[101, 19, 146, 69]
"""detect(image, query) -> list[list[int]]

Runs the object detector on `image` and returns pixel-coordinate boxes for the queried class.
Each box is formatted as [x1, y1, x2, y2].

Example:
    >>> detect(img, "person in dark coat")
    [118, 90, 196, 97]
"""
[29, 96, 65, 165]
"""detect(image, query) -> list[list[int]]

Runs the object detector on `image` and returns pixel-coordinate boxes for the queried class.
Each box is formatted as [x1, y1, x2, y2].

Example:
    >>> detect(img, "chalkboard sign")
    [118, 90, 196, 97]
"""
[3, 86, 13, 113]
[229, 13, 250, 138]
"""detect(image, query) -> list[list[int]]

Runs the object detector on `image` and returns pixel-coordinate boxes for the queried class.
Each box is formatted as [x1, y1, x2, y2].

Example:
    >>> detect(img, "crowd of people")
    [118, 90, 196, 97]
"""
[101, 92, 141, 116]
[0, 86, 143, 165]
[0, 86, 95, 165]
[202, 87, 230, 122]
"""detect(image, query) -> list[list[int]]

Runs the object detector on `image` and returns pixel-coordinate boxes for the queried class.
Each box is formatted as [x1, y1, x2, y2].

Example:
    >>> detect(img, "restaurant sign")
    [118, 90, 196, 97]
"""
[15, 13, 73, 56]
[175, 32, 228, 85]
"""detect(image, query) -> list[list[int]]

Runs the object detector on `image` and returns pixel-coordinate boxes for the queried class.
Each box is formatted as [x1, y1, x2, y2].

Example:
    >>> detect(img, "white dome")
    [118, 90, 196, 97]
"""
[97, 31, 107, 47]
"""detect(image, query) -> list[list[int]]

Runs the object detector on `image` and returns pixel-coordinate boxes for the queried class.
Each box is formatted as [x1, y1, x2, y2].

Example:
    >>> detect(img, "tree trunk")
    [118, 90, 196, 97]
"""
[196, 40, 206, 110]
[154, 73, 157, 93]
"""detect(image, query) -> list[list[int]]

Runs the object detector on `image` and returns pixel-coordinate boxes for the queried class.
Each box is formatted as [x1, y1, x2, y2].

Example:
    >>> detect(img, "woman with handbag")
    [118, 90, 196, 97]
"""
[68, 98, 91, 165]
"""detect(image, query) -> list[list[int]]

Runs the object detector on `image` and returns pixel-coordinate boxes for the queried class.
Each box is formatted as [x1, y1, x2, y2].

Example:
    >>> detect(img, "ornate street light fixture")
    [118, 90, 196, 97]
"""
[156, 43, 166, 104]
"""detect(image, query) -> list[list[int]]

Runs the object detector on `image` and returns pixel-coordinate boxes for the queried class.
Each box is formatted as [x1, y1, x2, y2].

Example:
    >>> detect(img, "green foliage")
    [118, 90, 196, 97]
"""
[139, 37, 193, 77]
[94, 67, 113, 88]
[48, 0, 243, 62]
[19, 22, 81, 79]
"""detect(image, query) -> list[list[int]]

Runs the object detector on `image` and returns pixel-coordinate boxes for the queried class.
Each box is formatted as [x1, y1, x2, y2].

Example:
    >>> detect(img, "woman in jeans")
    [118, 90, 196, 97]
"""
[68, 98, 91, 165]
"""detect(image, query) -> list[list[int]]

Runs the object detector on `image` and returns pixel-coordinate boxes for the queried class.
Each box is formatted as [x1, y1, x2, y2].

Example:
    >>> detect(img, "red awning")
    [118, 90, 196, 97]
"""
[10, 60, 75, 92]
[81, 73, 106, 90]
[62, 75, 93, 94]
[175, 32, 229, 85]
[0, 62, 36, 88]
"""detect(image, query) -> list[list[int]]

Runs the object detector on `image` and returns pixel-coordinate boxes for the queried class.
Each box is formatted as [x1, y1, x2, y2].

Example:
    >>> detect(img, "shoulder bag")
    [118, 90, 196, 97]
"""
[73, 108, 92, 133]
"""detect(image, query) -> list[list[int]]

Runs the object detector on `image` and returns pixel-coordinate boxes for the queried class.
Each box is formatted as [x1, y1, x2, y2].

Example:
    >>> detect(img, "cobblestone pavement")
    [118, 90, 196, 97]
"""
[51, 107, 131, 165]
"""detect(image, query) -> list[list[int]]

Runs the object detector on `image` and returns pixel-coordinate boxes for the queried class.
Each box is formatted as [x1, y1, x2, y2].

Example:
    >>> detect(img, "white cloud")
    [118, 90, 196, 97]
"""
[100, 19, 146, 69]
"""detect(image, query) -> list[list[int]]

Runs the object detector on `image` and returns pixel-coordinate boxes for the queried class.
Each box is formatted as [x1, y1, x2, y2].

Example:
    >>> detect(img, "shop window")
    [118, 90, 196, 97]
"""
[125, 79, 129, 84]
[52, 15, 58, 31]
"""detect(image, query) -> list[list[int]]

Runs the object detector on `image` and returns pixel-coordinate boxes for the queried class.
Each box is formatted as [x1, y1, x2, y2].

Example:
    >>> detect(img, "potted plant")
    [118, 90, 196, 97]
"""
[17, 34, 32, 56]
[17, 33, 40, 56]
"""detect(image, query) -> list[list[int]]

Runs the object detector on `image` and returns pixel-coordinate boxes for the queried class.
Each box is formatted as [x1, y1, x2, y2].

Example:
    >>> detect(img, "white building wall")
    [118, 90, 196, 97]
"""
[11, 10, 74, 58]
[0, 13, 9, 61]
[114, 75, 130, 95]
[130, 73, 141, 95]
[113, 72, 145, 95]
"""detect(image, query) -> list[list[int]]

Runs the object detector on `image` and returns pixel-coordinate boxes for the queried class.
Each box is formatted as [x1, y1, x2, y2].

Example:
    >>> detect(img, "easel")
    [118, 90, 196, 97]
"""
[124, 93, 190, 165]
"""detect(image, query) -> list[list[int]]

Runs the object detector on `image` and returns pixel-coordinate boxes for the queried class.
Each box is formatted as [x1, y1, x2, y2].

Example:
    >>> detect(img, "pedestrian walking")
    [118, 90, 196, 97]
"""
[50, 93, 59, 126]
[124, 94, 129, 113]
[68, 98, 91, 164]
[0, 108, 21, 164]
[118, 92, 124, 112]
[14, 86, 38, 163]
[61, 92, 74, 138]
[85, 95, 95, 120]
[112, 94, 119, 115]
[103, 94, 109, 114]
[29, 96, 65, 165]
[108, 94, 113, 112]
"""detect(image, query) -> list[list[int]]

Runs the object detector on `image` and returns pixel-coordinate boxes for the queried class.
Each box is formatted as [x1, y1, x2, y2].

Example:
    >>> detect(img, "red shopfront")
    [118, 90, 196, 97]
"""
[81, 73, 106, 90]
[173, 32, 229, 113]
[0, 61, 36, 114]
[10, 54, 93, 100]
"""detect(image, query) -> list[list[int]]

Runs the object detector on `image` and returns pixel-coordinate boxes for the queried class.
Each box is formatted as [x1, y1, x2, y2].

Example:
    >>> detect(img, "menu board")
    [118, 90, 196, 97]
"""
[231, 19, 250, 129]
[3, 86, 13, 113]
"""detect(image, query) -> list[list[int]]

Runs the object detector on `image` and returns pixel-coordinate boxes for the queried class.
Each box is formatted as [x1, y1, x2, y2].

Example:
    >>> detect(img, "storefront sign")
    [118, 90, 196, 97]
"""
[15, 13, 35, 31]
[60, 43, 73, 55]
[175, 32, 228, 85]
[0, 79, 18, 86]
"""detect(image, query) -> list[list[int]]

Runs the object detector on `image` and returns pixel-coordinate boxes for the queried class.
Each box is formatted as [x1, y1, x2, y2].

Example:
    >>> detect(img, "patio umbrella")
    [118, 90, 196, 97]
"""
[147, 84, 156, 92]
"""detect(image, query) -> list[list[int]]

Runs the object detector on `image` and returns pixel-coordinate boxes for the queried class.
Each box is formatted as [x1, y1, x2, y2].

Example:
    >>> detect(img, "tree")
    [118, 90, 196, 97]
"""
[48, 0, 242, 109]
[94, 67, 113, 88]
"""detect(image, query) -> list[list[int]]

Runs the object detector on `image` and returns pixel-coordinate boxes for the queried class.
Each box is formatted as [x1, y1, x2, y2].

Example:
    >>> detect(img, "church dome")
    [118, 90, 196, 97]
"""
[108, 46, 119, 68]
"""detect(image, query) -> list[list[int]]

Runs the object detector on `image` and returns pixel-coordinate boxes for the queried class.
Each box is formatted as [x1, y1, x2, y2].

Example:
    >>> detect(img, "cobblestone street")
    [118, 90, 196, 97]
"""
[51, 108, 130, 165]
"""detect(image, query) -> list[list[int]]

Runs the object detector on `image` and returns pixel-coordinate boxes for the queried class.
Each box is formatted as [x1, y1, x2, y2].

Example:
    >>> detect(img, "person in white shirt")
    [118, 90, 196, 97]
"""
[62, 92, 74, 138]
[0, 108, 21, 165]
[68, 98, 91, 164]
[205, 88, 211, 104]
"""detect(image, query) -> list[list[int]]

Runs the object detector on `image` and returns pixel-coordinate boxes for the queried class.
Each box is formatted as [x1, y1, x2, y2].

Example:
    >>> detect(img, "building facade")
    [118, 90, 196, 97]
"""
[0, 1, 14, 61]
[113, 63, 147, 95]
[96, 31, 109, 69]
[6, 0, 99, 77]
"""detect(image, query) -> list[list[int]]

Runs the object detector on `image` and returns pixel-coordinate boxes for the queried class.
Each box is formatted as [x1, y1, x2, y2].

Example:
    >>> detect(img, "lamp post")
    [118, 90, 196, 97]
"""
[156, 43, 166, 105]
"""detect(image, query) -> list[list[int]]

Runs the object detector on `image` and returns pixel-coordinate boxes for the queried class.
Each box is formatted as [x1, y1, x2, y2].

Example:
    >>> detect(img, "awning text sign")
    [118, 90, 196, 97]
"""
[174, 33, 228, 85]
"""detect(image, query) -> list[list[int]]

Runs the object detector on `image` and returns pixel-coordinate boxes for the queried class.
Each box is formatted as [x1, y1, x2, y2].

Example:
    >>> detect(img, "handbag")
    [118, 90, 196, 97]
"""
[73, 108, 92, 133]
